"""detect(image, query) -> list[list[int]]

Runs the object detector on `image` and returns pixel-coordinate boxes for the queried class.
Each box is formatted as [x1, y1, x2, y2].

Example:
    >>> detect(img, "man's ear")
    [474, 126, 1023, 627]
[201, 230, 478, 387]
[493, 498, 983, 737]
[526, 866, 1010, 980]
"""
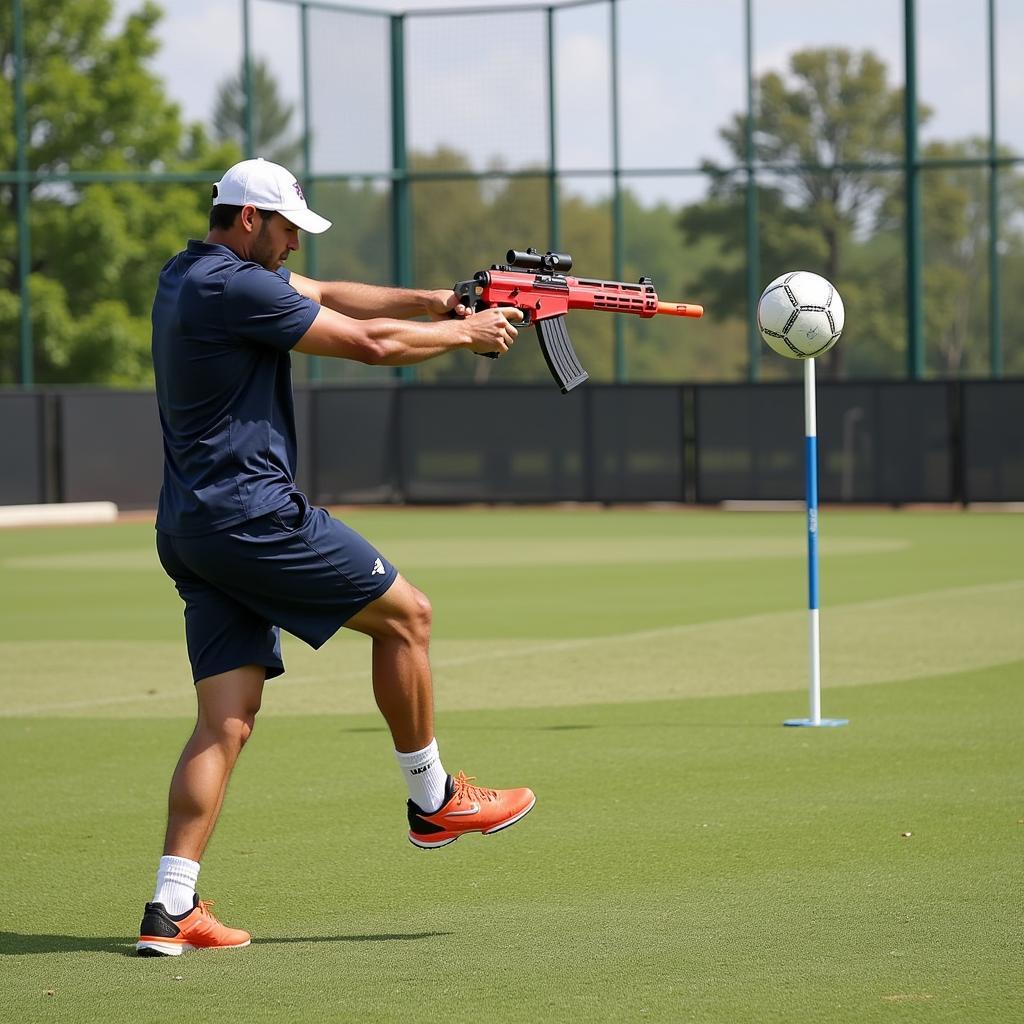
[239, 205, 259, 232]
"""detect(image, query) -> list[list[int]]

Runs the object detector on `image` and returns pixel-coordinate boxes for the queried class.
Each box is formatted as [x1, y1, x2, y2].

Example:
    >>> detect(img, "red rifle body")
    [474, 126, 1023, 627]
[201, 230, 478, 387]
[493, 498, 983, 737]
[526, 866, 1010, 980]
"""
[454, 250, 703, 393]
[465, 269, 703, 322]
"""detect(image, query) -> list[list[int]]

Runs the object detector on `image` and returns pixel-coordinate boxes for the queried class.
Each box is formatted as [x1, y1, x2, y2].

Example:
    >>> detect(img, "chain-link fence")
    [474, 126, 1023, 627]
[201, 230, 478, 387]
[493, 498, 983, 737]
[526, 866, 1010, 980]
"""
[4, 0, 1022, 388]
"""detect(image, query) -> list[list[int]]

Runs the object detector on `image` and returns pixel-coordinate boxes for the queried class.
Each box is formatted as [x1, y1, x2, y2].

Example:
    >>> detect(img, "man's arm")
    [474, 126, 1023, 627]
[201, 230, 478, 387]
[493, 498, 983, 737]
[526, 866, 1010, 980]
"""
[288, 272, 462, 320]
[293, 305, 521, 366]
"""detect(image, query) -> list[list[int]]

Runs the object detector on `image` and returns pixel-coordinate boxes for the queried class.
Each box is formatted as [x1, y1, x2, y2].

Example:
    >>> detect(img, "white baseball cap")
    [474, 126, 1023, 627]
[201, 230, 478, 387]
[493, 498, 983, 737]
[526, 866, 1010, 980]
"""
[212, 158, 332, 234]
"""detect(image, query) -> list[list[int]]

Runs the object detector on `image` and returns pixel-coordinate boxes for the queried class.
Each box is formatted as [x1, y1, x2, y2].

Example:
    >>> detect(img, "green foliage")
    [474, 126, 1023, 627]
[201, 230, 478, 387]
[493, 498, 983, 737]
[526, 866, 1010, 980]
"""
[1002, 247, 1024, 376]
[211, 58, 303, 168]
[4, 13, 1020, 387]
[674, 46, 1024, 380]
[681, 48, 917, 379]
[0, 0, 239, 385]
[299, 148, 740, 385]
[908, 140, 1022, 376]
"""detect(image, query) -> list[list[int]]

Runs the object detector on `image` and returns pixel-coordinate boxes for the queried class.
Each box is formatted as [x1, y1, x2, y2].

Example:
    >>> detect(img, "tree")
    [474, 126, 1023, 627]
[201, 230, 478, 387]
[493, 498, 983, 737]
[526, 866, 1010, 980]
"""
[876, 139, 1024, 376]
[0, 0, 239, 385]
[679, 48, 916, 378]
[211, 58, 303, 168]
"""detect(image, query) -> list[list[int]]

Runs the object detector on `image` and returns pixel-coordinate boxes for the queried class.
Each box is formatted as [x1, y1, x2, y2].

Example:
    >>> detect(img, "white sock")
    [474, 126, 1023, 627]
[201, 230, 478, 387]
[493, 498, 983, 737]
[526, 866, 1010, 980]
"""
[395, 739, 448, 813]
[152, 855, 200, 916]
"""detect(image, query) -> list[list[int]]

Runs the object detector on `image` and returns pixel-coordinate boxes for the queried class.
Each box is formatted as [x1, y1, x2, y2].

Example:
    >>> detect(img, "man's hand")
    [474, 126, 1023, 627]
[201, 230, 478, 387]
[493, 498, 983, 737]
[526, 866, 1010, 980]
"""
[463, 307, 523, 356]
[294, 300, 523, 365]
[425, 289, 471, 321]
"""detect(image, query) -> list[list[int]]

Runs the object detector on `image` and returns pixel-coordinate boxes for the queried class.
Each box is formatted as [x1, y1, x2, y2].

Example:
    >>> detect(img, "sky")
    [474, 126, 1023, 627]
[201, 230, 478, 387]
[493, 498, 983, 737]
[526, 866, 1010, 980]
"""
[111, 0, 1023, 205]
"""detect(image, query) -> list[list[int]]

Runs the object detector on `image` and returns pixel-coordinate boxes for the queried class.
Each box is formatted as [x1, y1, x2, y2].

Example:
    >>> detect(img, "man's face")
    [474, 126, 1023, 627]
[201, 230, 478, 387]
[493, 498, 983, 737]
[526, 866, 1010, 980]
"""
[250, 212, 300, 271]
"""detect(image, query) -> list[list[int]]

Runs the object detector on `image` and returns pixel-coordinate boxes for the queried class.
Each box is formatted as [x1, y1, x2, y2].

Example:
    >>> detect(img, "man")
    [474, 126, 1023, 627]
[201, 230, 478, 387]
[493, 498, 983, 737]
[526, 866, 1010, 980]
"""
[136, 158, 534, 957]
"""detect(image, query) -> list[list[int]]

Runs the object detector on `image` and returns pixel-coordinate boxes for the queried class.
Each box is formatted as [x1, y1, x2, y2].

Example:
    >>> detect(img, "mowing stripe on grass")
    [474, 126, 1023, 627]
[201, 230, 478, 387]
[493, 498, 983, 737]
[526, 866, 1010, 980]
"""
[0, 667, 1020, 1024]
[0, 535, 909, 572]
[3, 579, 1020, 718]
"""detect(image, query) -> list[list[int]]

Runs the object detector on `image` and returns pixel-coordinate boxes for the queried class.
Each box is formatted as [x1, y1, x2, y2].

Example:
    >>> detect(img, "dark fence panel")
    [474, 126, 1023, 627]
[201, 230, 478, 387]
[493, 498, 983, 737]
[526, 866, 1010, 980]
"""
[695, 382, 957, 503]
[962, 381, 1024, 501]
[312, 387, 399, 503]
[589, 386, 685, 502]
[5, 381, 1023, 510]
[398, 387, 587, 502]
[292, 387, 314, 500]
[817, 383, 954, 503]
[59, 391, 163, 509]
[867, 384, 955, 502]
[0, 393, 45, 504]
[695, 384, 804, 501]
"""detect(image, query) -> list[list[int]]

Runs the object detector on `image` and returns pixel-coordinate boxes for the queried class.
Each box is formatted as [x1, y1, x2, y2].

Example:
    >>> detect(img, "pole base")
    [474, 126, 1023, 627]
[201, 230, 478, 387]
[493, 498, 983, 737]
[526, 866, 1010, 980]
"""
[784, 717, 849, 728]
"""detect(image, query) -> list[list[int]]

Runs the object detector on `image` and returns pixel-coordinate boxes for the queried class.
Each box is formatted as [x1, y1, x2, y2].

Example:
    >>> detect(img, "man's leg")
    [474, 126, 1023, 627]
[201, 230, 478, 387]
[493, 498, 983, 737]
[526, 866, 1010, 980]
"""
[345, 574, 535, 848]
[136, 665, 263, 956]
[164, 664, 266, 861]
[345, 574, 433, 751]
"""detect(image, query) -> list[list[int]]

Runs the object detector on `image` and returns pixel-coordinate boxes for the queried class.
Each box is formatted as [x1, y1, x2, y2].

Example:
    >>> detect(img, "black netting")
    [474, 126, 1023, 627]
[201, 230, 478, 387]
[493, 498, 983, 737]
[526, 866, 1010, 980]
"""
[0, 394, 45, 504]
[589, 386, 685, 501]
[59, 392, 163, 509]
[399, 387, 586, 502]
[16, 382, 1023, 509]
[818, 383, 954, 503]
[696, 382, 956, 503]
[312, 387, 399, 503]
[696, 384, 803, 501]
[962, 381, 1024, 501]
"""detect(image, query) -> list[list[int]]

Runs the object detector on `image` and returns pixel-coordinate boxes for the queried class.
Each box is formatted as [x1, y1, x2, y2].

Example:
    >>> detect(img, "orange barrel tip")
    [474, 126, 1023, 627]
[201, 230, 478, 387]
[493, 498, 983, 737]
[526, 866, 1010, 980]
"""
[657, 301, 704, 319]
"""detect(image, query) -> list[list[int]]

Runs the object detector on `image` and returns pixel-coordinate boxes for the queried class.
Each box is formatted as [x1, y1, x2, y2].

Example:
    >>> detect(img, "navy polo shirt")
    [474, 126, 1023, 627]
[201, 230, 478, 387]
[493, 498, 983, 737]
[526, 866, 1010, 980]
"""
[152, 240, 320, 536]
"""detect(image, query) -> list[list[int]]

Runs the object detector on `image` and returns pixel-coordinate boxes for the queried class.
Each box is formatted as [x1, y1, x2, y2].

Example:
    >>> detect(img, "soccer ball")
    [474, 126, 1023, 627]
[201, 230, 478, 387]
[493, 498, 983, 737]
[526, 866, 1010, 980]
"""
[757, 271, 845, 359]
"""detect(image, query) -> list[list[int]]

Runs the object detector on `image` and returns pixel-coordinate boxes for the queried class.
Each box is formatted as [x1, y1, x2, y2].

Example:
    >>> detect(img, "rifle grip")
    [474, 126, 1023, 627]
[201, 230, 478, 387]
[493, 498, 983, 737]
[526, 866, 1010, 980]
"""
[450, 277, 495, 358]
[536, 315, 589, 393]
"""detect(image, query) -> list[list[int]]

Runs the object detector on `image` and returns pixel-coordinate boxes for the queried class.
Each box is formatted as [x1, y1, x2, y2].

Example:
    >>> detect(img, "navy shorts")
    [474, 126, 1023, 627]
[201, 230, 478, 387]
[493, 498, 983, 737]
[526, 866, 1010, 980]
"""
[156, 492, 399, 683]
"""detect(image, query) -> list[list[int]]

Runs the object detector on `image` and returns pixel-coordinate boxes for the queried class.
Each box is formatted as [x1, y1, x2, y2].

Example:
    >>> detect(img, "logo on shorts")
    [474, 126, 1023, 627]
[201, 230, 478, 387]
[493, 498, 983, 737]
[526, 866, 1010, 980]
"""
[371, 558, 386, 576]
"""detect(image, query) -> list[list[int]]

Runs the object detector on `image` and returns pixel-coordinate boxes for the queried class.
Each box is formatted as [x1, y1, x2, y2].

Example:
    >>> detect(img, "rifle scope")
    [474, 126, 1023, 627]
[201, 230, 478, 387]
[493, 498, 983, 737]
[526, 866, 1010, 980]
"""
[507, 249, 573, 273]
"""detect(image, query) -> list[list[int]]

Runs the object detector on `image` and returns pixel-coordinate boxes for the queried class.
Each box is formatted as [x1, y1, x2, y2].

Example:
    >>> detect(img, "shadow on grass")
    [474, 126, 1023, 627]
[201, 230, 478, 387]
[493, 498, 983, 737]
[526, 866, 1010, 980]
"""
[0, 931, 450, 957]
[253, 932, 450, 946]
[443, 721, 777, 732]
[0, 934, 134, 956]
[342, 721, 778, 735]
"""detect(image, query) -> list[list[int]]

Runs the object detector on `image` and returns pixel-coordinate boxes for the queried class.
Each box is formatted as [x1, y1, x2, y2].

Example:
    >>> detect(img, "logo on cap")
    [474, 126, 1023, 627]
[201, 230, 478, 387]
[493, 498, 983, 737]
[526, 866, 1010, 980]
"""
[292, 181, 305, 202]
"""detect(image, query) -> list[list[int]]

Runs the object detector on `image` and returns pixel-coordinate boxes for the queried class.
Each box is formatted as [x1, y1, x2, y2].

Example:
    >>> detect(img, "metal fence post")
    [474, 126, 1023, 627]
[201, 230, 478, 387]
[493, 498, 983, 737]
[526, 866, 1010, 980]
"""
[14, 0, 33, 387]
[744, 0, 761, 383]
[546, 6, 560, 251]
[987, 0, 1003, 378]
[242, 0, 255, 158]
[390, 14, 415, 382]
[300, 1, 322, 383]
[610, 0, 626, 383]
[904, 0, 924, 379]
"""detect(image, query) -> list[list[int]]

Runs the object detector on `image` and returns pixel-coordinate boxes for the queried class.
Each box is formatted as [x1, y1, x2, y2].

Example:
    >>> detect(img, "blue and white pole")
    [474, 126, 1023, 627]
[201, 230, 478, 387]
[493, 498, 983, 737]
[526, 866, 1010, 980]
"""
[785, 358, 848, 728]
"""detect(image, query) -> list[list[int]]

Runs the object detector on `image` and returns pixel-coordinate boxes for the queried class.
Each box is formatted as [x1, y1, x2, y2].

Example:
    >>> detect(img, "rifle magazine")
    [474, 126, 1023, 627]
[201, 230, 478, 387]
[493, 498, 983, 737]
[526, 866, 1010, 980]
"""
[535, 316, 589, 394]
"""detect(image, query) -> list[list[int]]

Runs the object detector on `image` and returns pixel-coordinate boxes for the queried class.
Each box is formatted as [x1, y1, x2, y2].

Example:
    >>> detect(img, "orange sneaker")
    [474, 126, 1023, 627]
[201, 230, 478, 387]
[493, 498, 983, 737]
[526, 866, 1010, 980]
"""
[408, 771, 535, 849]
[136, 896, 251, 957]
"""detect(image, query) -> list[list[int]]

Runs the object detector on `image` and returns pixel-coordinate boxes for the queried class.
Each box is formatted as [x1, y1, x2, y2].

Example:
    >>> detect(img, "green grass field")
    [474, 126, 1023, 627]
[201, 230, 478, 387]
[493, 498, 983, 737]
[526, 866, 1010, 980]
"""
[1, 507, 1021, 1023]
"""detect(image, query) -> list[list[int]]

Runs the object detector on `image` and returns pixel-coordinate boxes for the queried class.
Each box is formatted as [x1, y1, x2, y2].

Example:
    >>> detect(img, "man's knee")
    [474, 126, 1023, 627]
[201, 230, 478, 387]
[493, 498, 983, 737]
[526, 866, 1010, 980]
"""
[239, 711, 258, 748]
[195, 670, 264, 752]
[348, 577, 433, 646]
[232, 706, 260, 747]
[394, 585, 432, 646]
[200, 708, 259, 752]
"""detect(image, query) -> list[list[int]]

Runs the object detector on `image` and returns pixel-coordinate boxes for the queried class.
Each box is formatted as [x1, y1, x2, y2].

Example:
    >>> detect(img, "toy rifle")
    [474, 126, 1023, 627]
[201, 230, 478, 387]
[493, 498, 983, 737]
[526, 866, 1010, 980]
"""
[453, 248, 704, 393]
